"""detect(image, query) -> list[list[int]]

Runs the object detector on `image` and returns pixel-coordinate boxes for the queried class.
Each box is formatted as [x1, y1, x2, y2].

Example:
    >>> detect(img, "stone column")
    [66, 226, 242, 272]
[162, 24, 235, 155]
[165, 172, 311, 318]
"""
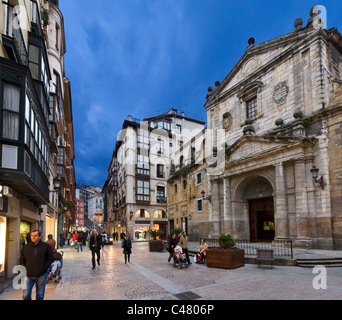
[274, 163, 289, 240]
[210, 178, 221, 236]
[223, 177, 233, 235]
[294, 159, 312, 246]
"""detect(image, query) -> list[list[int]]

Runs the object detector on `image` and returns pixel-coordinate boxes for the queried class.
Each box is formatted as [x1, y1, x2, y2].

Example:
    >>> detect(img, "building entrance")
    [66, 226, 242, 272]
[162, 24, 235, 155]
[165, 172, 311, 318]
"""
[249, 197, 275, 241]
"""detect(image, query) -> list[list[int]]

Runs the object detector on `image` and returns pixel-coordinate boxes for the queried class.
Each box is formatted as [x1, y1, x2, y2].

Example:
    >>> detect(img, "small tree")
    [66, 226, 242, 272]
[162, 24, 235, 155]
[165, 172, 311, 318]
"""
[148, 229, 164, 241]
[218, 234, 236, 249]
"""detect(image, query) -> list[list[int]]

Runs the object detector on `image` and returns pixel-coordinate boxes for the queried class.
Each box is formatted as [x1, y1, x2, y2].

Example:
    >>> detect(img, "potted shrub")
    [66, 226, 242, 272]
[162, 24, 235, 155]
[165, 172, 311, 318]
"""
[206, 234, 245, 269]
[148, 229, 165, 252]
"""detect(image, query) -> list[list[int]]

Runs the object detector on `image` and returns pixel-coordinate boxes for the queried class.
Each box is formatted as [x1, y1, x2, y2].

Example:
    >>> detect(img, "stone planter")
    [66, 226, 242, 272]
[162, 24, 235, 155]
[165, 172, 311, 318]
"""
[149, 240, 164, 252]
[206, 249, 245, 269]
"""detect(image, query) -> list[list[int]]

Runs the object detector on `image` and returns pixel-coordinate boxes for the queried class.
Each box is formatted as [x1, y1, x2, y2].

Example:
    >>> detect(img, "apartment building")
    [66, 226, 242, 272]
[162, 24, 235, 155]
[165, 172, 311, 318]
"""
[41, 0, 76, 245]
[105, 109, 205, 241]
[167, 128, 210, 236]
[76, 185, 103, 230]
[0, 0, 75, 291]
[0, 0, 51, 290]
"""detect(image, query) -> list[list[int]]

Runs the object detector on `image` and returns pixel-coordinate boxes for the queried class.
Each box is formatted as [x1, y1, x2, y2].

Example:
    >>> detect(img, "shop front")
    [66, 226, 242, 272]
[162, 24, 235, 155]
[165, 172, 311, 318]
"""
[0, 216, 7, 293]
[45, 205, 58, 241]
[115, 223, 126, 238]
[152, 221, 167, 240]
[134, 221, 150, 241]
[46, 214, 56, 240]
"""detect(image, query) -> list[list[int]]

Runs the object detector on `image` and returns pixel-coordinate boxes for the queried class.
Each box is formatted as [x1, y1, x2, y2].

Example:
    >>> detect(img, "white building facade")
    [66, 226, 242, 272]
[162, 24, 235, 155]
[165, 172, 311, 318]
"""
[105, 109, 205, 240]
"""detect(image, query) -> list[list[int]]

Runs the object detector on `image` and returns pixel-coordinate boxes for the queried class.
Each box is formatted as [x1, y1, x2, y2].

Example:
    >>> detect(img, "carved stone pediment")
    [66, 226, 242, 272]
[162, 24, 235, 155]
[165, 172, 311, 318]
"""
[226, 136, 308, 163]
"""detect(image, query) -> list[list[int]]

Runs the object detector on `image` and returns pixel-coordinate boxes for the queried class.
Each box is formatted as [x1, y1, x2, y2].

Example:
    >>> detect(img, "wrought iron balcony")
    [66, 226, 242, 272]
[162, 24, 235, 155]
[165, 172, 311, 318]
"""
[156, 171, 165, 179]
[156, 196, 167, 204]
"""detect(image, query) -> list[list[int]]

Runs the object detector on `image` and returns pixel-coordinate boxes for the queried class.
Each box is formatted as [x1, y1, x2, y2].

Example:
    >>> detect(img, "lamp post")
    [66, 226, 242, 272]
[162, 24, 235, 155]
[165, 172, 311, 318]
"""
[53, 176, 62, 193]
[201, 190, 212, 203]
[53, 176, 63, 248]
[310, 166, 324, 190]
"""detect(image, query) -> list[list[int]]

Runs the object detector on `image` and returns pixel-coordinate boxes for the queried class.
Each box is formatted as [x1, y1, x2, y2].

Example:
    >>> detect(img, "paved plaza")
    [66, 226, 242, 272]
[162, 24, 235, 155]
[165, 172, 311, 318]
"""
[1, 242, 342, 301]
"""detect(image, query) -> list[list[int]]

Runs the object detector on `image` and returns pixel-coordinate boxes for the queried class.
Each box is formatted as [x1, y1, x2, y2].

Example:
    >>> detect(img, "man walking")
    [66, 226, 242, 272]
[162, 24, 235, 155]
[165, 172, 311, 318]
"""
[19, 230, 54, 300]
[179, 231, 191, 265]
[122, 235, 132, 264]
[89, 230, 102, 269]
[76, 232, 83, 252]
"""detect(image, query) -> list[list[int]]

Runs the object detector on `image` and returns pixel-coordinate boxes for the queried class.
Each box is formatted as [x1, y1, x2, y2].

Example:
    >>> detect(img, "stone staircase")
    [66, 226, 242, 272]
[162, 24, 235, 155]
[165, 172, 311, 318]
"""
[297, 257, 342, 268]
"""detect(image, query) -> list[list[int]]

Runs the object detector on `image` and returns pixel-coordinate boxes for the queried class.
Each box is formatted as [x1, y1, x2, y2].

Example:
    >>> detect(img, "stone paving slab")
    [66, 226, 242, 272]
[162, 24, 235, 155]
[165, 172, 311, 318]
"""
[1, 242, 342, 301]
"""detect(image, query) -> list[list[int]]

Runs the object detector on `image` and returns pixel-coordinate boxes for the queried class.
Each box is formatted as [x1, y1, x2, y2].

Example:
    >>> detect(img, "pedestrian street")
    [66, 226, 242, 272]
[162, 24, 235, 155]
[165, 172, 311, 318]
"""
[1, 242, 342, 301]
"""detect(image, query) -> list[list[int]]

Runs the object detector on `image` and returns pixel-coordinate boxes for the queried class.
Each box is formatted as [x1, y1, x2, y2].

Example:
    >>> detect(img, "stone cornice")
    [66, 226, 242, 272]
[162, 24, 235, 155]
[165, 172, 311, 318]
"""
[204, 29, 330, 110]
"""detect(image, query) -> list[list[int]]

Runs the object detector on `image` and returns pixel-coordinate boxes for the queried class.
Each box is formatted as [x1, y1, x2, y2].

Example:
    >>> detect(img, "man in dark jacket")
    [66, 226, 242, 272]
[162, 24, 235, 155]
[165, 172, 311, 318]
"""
[89, 230, 102, 269]
[122, 235, 132, 264]
[19, 230, 54, 300]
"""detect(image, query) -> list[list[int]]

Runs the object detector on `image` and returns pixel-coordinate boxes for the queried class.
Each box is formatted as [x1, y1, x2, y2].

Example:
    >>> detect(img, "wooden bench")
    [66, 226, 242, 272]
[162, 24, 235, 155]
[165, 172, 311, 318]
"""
[256, 249, 275, 269]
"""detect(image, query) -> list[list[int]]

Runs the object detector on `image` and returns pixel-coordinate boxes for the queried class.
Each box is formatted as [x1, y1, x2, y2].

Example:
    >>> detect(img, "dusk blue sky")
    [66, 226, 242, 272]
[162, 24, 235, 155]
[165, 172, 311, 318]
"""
[59, 0, 342, 188]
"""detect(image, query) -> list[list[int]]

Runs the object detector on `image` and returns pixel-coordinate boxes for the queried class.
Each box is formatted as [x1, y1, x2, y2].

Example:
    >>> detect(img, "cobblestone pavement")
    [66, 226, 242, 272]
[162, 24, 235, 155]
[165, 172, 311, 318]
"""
[1, 242, 342, 301]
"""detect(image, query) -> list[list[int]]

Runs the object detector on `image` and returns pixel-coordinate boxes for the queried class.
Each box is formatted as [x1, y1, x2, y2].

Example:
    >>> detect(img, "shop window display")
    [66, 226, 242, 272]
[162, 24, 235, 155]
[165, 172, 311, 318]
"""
[135, 226, 149, 241]
[20, 221, 31, 250]
[0, 217, 6, 273]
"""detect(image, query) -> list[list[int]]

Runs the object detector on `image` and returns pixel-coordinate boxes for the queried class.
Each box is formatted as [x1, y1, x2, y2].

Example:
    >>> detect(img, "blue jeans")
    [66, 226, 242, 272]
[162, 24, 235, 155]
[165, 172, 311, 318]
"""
[23, 273, 48, 300]
[77, 243, 83, 252]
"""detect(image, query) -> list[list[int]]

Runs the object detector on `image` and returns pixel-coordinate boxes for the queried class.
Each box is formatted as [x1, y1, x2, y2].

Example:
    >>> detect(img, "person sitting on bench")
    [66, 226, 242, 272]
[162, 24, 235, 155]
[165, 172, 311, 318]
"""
[196, 238, 208, 263]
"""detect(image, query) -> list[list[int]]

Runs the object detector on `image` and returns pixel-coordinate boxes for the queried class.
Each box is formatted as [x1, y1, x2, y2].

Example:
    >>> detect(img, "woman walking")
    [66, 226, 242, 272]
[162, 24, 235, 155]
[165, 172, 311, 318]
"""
[123, 235, 132, 264]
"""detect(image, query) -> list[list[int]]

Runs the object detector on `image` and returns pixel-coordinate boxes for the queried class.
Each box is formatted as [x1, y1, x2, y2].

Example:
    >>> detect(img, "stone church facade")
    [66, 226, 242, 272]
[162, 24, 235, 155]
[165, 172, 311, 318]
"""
[204, 9, 342, 249]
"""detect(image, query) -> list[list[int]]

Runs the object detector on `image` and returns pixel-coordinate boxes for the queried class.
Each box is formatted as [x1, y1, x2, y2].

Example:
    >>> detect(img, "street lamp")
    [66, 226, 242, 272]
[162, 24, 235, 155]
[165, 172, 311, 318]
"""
[310, 166, 324, 190]
[53, 176, 63, 249]
[53, 176, 62, 192]
[130, 210, 134, 220]
[201, 190, 212, 203]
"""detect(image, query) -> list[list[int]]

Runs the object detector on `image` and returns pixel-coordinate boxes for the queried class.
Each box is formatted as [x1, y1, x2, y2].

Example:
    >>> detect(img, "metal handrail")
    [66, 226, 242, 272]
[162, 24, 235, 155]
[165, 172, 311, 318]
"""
[188, 234, 294, 259]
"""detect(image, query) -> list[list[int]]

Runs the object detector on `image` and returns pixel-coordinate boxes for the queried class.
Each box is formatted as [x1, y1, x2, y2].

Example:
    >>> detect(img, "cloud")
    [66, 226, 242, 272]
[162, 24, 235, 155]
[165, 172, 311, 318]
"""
[60, 0, 342, 188]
